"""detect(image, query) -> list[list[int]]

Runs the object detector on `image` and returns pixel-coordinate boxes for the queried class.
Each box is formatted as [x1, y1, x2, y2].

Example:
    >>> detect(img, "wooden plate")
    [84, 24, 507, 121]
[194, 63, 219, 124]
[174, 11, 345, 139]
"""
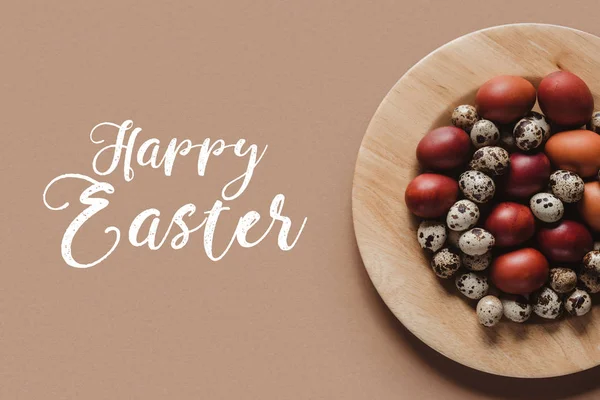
[352, 24, 600, 378]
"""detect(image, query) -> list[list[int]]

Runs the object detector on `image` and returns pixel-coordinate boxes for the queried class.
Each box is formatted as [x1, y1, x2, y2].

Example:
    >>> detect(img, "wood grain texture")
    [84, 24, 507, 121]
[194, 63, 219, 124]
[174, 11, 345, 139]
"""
[352, 24, 600, 378]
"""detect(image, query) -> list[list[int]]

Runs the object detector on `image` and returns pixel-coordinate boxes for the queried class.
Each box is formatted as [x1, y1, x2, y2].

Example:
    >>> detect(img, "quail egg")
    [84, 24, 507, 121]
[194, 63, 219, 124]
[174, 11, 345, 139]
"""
[476, 295, 503, 327]
[586, 111, 600, 134]
[458, 228, 495, 256]
[549, 170, 585, 203]
[455, 272, 489, 300]
[583, 250, 600, 274]
[461, 252, 492, 271]
[521, 111, 551, 141]
[529, 192, 564, 223]
[549, 267, 577, 293]
[501, 295, 532, 323]
[417, 220, 447, 252]
[470, 119, 500, 148]
[451, 104, 479, 132]
[446, 200, 480, 231]
[459, 170, 496, 204]
[594, 241, 600, 251]
[579, 269, 600, 293]
[431, 248, 461, 279]
[513, 118, 544, 151]
[532, 286, 563, 319]
[469, 146, 510, 176]
[564, 289, 592, 317]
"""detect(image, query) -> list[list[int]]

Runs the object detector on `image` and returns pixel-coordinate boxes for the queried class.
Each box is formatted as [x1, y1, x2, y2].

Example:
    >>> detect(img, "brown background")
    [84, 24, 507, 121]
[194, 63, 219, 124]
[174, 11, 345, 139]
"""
[1, 1, 600, 399]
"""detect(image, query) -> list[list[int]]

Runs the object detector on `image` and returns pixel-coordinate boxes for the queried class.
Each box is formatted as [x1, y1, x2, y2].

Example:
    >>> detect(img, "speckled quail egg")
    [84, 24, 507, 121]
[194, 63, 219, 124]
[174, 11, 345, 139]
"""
[461, 252, 492, 271]
[470, 119, 500, 148]
[451, 104, 479, 132]
[446, 200, 480, 231]
[447, 229, 464, 248]
[459, 170, 496, 204]
[458, 228, 495, 256]
[529, 192, 564, 223]
[469, 146, 510, 176]
[476, 295, 503, 327]
[513, 118, 544, 151]
[499, 124, 517, 152]
[549, 170, 585, 203]
[417, 220, 447, 252]
[586, 111, 600, 133]
[524, 111, 551, 142]
[583, 251, 600, 274]
[594, 242, 600, 251]
[549, 267, 577, 294]
[455, 272, 489, 300]
[564, 289, 592, 317]
[431, 248, 461, 279]
[501, 295, 532, 323]
[532, 286, 563, 319]
[579, 269, 600, 294]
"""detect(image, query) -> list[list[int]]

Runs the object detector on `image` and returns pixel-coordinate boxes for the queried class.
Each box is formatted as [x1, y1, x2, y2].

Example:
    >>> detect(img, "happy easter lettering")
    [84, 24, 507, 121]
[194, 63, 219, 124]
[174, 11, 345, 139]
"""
[43, 120, 307, 268]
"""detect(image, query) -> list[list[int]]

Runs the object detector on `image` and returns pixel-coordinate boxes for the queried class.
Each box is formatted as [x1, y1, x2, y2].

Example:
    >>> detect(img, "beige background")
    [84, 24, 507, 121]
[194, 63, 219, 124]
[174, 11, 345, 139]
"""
[1, 1, 600, 399]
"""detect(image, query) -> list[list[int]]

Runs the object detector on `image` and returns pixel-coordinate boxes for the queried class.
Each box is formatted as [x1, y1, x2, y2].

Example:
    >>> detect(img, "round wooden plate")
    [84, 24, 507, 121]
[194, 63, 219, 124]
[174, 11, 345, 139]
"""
[352, 24, 600, 378]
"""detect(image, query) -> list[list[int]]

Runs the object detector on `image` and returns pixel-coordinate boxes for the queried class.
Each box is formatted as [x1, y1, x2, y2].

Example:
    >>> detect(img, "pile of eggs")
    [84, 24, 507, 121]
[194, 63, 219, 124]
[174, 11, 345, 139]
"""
[405, 71, 600, 327]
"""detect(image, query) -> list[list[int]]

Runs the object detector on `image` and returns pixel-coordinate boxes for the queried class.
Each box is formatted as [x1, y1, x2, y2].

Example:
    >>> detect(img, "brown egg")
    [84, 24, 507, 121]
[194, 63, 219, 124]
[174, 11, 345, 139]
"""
[405, 174, 458, 218]
[475, 76, 536, 124]
[484, 202, 535, 247]
[545, 130, 600, 178]
[500, 152, 551, 198]
[579, 181, 600, 231]
[416, 126, 471, 170]
[537, 220, 593, 263]
[538, 71, 594, 127]
[490, 248, 549, 294]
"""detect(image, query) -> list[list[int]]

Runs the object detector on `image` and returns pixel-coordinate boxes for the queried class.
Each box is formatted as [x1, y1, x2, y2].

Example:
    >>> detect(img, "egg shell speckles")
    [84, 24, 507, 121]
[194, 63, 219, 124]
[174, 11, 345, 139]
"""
[469, 146, 510, 176]
[586, 111, 600, 134]
[583, 251, 600, 274]
[524, 112, 551, 141]
[476, 295, 503, 327]
[459, 170, 496, 204]
[549, 170, 585, 203]
[417, 221, 447, 252]
[451, 105, 479, 133]
[549, 268, 577, 294]
[431, 248, 461, 279]
[501, 296, 532, 323]
[532, 287, 563, 319]
[446, 200, 480, 231]
[579, 269, 600, 293]
[513, 119, 544, 151]
[458, 228, 495, 256]
[455, 272, 489, 300]
[461, 252, 491, 271]
[470, 119, 500, 148]
[529, 193, 564, 223]
[564, 289, 592, 316]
